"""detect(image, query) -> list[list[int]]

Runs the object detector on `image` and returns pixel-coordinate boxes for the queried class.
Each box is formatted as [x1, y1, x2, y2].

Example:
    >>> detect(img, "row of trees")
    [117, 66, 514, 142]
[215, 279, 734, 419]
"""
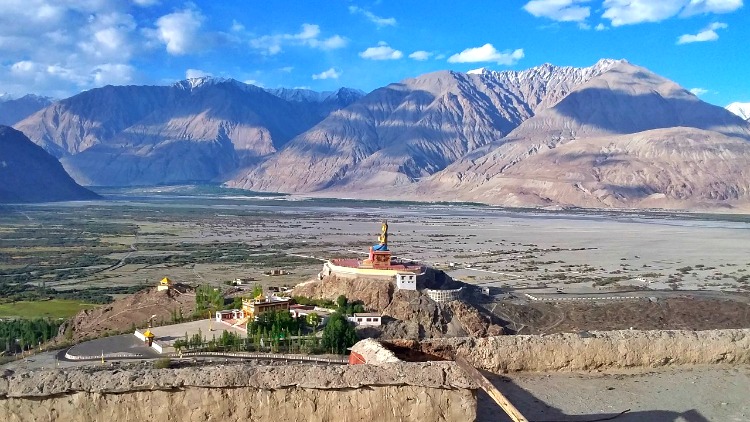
[0, 319, 63, 354]
[172, 326, 324, 354]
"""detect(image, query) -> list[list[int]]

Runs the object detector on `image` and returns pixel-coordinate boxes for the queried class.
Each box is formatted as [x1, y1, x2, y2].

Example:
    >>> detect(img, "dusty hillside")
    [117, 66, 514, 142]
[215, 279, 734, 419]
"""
[57, 284, 195, 342]
[419, 127, 750, 209]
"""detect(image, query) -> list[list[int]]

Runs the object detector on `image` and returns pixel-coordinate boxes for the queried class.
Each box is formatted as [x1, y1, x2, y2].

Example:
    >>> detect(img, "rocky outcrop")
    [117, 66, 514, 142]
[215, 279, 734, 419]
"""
[416, 329, 750, 373]
[379, 290, 503, 340]
[293, 274, 502, 340]
[292, 275, 395, 312]
[0, 126, 98, 203]
[0, 362, 477, 422]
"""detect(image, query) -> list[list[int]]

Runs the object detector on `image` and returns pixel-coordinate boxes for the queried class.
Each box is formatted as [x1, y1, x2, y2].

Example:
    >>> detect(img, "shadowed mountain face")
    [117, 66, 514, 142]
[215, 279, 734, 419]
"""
[229, 60, 624, 192]
[13, 79, 362, 186]
[0, 95, 54, 126]
[0, 126, 98, 203]
[415, 62, 750, 210]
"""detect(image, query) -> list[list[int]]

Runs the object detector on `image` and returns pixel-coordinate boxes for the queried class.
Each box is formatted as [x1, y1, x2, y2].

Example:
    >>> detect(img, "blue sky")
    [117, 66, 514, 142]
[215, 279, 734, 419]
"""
[0, 0, 747, 107]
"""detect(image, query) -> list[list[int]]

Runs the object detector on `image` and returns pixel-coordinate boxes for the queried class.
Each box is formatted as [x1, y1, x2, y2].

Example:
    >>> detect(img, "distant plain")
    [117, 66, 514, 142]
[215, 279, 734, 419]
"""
[0, 186, 748, 320]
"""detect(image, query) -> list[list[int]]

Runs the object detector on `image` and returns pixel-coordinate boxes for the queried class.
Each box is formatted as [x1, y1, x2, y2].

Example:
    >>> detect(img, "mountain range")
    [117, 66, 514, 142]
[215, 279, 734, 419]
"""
[0, 126, 98, 203]
[13, 80, 363, 186]
[0, 94, 54, 126]
[10, 60, 750, 210]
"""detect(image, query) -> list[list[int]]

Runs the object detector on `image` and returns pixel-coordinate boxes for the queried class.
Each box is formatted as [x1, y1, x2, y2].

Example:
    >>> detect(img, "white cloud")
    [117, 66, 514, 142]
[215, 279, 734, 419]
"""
[602, 0, 743, 26]
[359, 42, 403, 60]
[10, 60, 36, 74]
[602, 0, 684, 26]
[681, 0, 743, 16]
[153, 8, 204, 55]
[409, 50, 432, 61]
[312, 67, 341, 80]
[448, 44, 524, 65]
[250, 24, 347, 55]
[133, 0, 160, 6]
[313, 34, 348, 50]
[677, 22, 728, 44]
[92, 63, 134, 85]
[595, 23, 608, 30]
[348, 6, 397, 27]
[690, 87, 710, 95]
[186, 69, 212, 79]
[280, 66, 294, 73]
[244, 79, 264, 87]
[0, 1, 146, 97]
[523, 0, 591, 22]
[230, 20, 245, 33]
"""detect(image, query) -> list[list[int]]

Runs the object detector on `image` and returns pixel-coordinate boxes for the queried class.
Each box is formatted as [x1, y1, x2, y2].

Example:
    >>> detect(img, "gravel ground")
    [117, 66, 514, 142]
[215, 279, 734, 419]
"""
[478, 364, 750, 422]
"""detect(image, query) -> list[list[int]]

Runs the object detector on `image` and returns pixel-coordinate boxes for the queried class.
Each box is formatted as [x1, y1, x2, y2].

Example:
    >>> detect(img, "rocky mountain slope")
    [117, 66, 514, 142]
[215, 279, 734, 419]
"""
[228, 59, 624, 192]
[0, 126, 98, 203]
[416, 62, 750, 210]
[0, 94, 53, 126]
[13, 79, 362, 186]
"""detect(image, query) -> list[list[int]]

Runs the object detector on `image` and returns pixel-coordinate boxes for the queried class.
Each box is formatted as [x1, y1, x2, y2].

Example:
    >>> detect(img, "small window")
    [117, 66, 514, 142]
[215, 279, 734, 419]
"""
[366, 318, 371, 322]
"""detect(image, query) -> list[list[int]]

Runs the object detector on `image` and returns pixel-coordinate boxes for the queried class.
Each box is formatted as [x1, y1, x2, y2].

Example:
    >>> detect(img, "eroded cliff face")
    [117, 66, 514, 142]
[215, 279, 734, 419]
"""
[0, 362, 477, 422]
[292, 275, 395, 312]
[415, 329, 750, 373]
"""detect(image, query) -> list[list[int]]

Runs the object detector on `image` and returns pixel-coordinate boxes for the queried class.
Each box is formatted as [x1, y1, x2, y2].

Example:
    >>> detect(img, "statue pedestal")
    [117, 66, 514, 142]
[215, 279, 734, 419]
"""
[364, 249, 392, 269]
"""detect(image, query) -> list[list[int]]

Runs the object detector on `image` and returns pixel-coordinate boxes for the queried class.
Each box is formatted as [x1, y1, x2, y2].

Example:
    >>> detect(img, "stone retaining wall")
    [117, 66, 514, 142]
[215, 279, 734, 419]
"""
[0, 362, 477, 422]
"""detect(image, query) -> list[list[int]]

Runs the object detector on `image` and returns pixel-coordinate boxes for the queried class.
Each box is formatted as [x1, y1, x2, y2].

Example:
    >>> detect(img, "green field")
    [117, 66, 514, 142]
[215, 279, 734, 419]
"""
[0, 299, 98, 319]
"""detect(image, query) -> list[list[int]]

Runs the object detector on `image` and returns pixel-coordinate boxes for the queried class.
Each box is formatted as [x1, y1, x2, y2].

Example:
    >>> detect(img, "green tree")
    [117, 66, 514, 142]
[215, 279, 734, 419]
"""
[195, 285, 224, 315]
[251, 284, 263, 298]
[306, 312, 321, 328]
[336, 295, 348, 311]
[322, 312, 357, 354]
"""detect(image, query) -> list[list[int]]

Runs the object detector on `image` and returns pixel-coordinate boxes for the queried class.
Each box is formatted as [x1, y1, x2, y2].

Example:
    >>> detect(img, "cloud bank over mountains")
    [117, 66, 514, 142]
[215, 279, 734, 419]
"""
[0, 1, 745, 107]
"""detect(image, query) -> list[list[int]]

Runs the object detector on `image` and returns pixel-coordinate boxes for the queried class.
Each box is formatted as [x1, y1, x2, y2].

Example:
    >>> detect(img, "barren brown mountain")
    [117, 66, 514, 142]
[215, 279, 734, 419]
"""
[228, 60, 623, 192]
[416, 62, 750, 210]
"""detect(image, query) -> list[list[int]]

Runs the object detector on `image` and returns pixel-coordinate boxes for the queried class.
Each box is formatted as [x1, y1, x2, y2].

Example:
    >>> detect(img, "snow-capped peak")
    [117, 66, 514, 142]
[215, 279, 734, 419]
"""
[173, 76, 231, 90]
[266, 87, 365, 103]
[726, 102, 750, 121]
[467, 67, 489, 75]
[0, 92, 14, 102]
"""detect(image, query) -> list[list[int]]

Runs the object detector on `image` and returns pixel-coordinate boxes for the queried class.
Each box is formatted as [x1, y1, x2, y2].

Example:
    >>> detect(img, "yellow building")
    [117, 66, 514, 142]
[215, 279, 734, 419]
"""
[158, 277, 172, 291]
[241, 296, 291, 320]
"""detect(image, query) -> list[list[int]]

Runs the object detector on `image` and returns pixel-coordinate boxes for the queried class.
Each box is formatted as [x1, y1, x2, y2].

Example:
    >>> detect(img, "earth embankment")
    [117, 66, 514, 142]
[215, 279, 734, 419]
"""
[0, 362, 476, 422]
[401, 328, 750, 372]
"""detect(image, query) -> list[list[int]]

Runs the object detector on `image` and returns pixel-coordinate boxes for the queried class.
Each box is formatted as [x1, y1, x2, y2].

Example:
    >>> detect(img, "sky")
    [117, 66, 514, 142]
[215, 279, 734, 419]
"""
[0, 0, 748, 107]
